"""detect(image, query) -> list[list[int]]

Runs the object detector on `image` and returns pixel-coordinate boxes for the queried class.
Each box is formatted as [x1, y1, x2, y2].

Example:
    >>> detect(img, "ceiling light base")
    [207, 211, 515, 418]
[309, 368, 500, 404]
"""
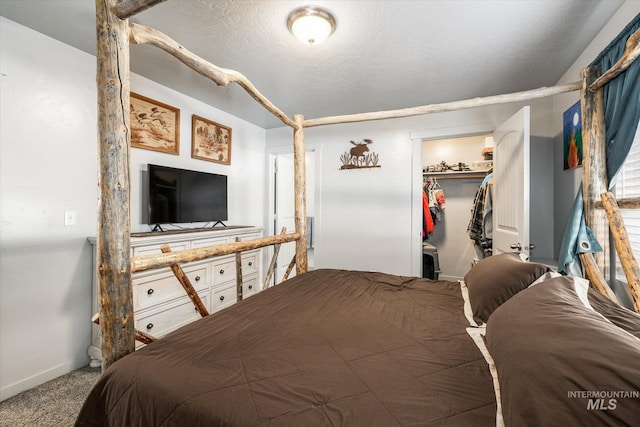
[287, 6, 336, 46]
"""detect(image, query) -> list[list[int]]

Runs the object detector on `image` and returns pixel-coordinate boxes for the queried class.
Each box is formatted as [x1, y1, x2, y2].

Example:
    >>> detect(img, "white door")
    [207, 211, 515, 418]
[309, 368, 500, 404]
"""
[493, 106, 532, 258]
[274, 153, 297, 283]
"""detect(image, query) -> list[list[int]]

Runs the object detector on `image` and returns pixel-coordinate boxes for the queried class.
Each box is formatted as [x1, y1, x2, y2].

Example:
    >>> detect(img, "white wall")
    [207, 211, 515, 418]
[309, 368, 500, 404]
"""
[0, 17, 265, 401]
[0, 17, 96, 402]
[423, 135, 487, 167]
[268, 122, 416, 275]
[552, 2, 640, 258]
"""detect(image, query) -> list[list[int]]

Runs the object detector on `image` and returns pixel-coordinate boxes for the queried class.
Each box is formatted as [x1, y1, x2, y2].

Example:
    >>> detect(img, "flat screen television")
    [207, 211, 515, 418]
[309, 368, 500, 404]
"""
[147, 164, 228, 227]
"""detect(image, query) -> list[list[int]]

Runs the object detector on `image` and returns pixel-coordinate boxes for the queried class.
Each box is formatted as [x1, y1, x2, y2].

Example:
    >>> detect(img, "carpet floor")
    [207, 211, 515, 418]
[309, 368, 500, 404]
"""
[0, 366, 101, 427]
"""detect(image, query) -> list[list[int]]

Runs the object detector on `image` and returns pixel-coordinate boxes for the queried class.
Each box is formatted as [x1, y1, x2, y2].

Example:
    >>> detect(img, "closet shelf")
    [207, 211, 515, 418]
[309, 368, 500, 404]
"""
[423, 170, 489, 179]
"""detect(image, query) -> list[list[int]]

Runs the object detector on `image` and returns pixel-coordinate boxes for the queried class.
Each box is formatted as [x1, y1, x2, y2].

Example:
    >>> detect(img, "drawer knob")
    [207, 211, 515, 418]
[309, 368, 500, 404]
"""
[146, 323, 154, 330]
[147, 288, 154, 295]
[248, 285, 253, 290]
[220, 269, 225, 275]
[248, 262, 253, 267]
[220, 295, 225, 301]
[195, 276, 201, 282]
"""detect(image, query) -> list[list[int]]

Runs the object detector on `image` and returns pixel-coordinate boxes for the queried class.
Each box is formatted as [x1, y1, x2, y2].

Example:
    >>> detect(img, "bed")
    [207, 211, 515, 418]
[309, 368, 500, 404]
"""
[76, 269, 497, 426]
[92, 1, 640, 370]
[86, 4, 640, 426]
[77, 255, 640, 426]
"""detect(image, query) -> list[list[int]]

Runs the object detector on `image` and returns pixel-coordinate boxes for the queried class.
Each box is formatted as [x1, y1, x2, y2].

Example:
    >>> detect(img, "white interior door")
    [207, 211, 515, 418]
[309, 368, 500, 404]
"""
[493, 106, 531, 258]
[274, 153, 296, 283]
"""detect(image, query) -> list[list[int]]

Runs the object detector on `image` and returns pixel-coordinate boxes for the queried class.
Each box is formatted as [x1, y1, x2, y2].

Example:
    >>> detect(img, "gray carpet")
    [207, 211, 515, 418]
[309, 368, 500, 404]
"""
[0, 366, 101, 427]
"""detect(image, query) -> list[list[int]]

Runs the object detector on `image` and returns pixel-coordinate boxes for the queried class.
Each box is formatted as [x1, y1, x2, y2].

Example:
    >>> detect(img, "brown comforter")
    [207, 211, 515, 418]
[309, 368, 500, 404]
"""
[76, 269, 496, 426]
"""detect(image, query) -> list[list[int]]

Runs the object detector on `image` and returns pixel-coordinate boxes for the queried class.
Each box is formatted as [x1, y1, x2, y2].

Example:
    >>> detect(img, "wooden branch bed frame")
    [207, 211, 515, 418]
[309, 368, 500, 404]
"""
[95, 0, 640, 369]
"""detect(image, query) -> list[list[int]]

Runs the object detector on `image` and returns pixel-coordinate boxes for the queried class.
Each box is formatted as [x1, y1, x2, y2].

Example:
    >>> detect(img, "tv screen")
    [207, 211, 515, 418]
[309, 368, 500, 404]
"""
[148, 164, 228, 225]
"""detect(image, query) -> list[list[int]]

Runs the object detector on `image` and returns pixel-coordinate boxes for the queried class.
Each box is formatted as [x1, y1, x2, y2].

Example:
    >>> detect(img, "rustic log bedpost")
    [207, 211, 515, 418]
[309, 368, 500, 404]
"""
[601, 192, 640, 313]
[580, 66, 613, 295]
[93, 313, 157, 345]
[293, 115, 308, 275]
[235, 237, 244, 301]
[96, 0, 135, 370]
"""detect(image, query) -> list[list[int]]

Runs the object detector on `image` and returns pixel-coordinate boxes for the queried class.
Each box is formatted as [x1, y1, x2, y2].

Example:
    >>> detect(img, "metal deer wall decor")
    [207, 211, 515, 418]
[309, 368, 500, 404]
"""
[340, 138, 381, 170]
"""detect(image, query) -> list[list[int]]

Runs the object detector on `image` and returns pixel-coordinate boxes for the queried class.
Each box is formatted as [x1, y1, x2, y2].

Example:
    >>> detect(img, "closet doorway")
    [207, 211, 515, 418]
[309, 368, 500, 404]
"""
[421, 133, 493, 281]
[415, 105, 551, 279]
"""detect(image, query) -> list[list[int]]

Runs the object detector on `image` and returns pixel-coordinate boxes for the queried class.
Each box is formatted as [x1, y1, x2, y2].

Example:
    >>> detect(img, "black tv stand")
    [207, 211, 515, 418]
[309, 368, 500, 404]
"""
[211, 221, 227, 228]
[152, 224, 164, 232]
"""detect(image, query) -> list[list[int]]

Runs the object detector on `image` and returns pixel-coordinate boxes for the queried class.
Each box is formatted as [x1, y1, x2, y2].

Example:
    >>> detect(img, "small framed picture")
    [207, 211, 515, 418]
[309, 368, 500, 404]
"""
[130, 92, 180, 155]
[563, 101, 583, 170]
[191, 114, 232, 165]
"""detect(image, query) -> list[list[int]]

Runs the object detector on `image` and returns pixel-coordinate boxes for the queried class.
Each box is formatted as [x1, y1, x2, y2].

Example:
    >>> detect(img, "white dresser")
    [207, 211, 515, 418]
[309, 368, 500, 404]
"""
[88, 226, 263, 367]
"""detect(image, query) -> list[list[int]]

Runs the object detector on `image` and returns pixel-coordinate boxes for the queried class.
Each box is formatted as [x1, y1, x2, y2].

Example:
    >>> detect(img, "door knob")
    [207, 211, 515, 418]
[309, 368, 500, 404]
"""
[510, 243, 522, 251]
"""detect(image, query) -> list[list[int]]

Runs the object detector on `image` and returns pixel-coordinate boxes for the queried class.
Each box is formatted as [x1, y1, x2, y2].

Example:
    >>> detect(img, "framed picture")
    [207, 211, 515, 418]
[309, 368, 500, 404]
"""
[130, 93, 180, 155]
[563, 101, 583, 170]
[191, 114, 232, 165]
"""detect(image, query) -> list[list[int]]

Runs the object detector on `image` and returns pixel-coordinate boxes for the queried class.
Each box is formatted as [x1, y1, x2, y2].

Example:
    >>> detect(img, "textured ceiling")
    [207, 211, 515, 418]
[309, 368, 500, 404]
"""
[0, 0, 625, 128]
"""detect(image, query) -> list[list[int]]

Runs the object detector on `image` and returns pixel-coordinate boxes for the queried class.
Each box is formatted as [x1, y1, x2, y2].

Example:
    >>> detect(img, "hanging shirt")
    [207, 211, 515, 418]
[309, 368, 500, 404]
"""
[423, 190, 435, 234]
[467, 173, 493, 248]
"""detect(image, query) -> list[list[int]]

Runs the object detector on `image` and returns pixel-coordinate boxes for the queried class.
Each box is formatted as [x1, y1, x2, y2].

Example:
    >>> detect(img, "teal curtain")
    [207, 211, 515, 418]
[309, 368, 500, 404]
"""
[597, 13, 640, 180]
[558, 13, 640, 276]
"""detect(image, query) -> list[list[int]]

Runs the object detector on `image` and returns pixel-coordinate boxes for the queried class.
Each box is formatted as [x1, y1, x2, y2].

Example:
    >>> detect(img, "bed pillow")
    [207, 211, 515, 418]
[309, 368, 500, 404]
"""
[485, 276, 640, 426]
[464, 253, 550, 324]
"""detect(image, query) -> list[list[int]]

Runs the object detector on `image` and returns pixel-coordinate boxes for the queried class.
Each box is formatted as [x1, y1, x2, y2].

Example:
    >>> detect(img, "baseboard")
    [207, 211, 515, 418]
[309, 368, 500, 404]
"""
[0, 360, 83, 402]
[439, 274, 462, 282]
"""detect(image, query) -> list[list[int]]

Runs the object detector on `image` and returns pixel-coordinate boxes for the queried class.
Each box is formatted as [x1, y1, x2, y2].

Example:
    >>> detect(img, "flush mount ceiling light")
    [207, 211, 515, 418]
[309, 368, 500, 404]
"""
[287, 6, 336, 46]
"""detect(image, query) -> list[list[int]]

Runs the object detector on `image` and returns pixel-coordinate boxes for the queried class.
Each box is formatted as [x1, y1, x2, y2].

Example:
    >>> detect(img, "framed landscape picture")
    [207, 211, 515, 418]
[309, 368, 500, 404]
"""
[191, 114, 232, 165]
[563, 101, 583, 170]
[130, 92, 180, 155]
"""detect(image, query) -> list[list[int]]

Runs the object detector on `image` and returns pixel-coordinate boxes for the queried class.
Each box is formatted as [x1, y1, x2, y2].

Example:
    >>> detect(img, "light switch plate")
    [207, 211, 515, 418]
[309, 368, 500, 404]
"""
[65, 210, 77, 226]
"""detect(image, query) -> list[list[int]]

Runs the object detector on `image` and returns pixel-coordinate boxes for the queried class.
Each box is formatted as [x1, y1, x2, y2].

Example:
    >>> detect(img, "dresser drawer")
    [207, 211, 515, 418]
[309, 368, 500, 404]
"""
[212, 258, 236, 284]
[133, 241, 189, 256]
[241, 252, 259, 275]
[133, 265, 208, 311]
[211, 284, 237, 312]
[242, 274, 259, 298]
[135, 292, 208, 339]
[191, 236, 229, 248]
[237, 233, 260, 242]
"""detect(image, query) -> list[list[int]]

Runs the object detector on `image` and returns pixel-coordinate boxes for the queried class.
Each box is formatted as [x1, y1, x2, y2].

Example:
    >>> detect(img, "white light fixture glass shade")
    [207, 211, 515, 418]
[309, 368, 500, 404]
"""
[287, 7, 336, 46]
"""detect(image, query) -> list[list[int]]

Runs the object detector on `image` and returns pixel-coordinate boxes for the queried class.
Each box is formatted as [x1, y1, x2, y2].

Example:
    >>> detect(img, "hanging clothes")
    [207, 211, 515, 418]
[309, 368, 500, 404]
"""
[467, 173, 493, 256]
[422, 190, 435, 236]
[425, 177, 445, 224]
